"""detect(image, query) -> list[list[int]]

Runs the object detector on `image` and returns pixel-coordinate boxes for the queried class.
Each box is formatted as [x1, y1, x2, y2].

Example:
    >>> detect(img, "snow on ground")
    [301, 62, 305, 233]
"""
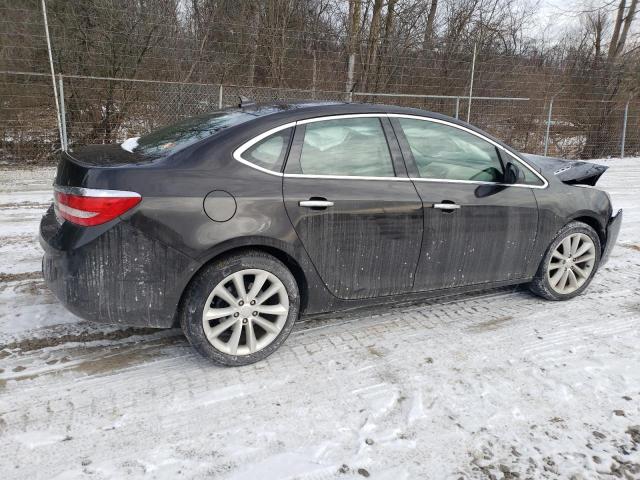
[0, 159, 639, 479]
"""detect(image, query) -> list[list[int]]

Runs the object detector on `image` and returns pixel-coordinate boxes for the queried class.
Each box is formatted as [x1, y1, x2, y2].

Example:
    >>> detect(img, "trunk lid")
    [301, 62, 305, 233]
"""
[64, 143, 159, 167]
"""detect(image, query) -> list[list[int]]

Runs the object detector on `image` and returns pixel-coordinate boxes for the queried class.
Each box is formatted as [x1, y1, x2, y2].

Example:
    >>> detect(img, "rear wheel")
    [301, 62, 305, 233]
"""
[529, 221, 601, 301]
[180, 251, 300, 366]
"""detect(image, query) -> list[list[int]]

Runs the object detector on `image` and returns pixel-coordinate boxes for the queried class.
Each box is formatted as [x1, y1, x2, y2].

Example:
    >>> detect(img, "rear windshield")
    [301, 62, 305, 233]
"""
[132, 111, 255, 156]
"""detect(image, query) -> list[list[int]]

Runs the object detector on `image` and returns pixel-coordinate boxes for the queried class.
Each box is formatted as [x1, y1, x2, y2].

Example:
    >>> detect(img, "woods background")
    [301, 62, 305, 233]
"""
[1, 0, 639, 164]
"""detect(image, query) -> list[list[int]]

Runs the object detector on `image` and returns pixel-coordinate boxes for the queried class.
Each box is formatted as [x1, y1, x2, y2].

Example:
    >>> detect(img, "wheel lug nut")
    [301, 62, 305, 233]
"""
[242, 318, 248, 324]
[253, 311, 258, 316]
[233, 312, 239, 317]
[238, 301, 244, 306]
[250, 300, 256, 305]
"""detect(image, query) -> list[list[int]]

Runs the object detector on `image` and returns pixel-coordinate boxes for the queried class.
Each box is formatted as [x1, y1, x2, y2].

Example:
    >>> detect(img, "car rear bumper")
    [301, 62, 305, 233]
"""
[601, 209, 622, 265]
[40, 207, 196, 328]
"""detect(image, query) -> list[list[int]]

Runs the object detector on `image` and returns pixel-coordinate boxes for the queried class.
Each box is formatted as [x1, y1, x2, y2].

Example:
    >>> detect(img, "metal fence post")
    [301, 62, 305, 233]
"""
[41, 0, 64, 152]
[218, 84, 223, 109]
[455, 97, 460, 119]
[621, 98, 630, 158]
[466, 43, 476, 122]
[58, 74, 68, 151]
[544, 97, 554, 156]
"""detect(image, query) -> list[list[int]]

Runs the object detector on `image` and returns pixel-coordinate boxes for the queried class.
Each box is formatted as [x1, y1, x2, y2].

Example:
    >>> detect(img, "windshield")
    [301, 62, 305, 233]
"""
[130, 111, 255, 156]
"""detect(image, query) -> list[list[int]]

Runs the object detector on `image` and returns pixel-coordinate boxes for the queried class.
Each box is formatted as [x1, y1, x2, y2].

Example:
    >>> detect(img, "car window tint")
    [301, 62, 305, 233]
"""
[398, 118, 504, 182]
[299, 118, 395, 177]
[242, 128, 293, 172]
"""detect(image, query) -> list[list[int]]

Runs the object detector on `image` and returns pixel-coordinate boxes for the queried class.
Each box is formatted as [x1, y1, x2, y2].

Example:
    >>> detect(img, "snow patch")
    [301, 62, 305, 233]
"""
[226, 449, 338, 480]
[120, 136, 139, 153]
[13, 431, 68, 448]
[407, 389, 426, 425]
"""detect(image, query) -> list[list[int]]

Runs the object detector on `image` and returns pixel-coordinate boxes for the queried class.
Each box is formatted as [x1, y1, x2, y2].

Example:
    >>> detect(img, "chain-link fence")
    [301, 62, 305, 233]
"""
[0, 72, 59, 164]
[1, 1, 638, 165]
[58, 77, 348, 153]
[2, 71, 638, 165]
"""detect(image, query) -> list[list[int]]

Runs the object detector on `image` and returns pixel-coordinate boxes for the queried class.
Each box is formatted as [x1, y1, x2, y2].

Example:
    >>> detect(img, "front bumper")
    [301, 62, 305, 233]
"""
[601, 209, 622, 265]
[40, 207, 196, 328]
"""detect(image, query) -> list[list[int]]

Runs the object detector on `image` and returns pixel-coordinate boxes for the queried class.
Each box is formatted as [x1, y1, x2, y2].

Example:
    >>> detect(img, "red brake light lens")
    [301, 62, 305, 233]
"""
[54, 188, 141, 226]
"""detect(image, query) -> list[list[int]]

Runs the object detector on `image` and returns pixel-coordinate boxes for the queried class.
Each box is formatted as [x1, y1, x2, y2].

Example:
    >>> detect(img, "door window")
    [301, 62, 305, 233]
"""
[299, 118, 395, 177]
[398, 118, 505, 182]
[242, 127, 293, 172]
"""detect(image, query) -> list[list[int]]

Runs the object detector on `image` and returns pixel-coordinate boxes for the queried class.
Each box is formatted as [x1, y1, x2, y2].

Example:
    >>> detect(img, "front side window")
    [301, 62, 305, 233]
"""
[398, 118, 504, 183]
[241, 127, 293, 172]
[299, 117, 395, 177]
[520, 164, 545, 186]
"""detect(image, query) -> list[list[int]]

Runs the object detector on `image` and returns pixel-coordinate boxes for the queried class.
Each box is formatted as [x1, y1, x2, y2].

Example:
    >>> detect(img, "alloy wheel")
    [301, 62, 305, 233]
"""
[202, 269, 289, 355]
[546, 233, 596, 295]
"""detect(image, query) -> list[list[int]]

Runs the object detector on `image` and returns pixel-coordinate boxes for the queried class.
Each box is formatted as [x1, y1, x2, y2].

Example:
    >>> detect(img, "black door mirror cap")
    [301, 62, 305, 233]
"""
[504, 162, 522, 184]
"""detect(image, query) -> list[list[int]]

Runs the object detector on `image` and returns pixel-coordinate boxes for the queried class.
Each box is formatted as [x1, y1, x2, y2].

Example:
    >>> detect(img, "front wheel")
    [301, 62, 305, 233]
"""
[180, 251, 300, 366]
[529, 221, 601, 301]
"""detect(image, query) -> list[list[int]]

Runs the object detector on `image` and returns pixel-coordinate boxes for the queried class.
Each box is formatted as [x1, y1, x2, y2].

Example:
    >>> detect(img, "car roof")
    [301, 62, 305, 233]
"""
[218, 101, 516, 156]
[235, 101, 454, 123]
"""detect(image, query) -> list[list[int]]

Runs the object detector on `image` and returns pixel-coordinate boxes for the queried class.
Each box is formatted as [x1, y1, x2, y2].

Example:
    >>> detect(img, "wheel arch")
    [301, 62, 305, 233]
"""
[568, 214, 606, 251]
[173, 238, 309, 326]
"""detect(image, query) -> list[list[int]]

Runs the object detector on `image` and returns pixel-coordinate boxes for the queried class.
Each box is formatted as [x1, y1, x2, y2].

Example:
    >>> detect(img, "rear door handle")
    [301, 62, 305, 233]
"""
[299, 200, 334, 208]
[433, 203, 461, 210]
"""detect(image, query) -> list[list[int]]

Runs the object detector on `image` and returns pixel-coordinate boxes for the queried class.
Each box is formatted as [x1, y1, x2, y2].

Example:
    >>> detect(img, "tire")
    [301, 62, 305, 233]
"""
[529, 221, 601, 301]
[180, 250, 300, 366]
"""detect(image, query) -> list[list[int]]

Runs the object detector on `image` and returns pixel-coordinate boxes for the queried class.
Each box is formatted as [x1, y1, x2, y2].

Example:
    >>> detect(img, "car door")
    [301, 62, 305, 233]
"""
[390, 115, 544, 292]
[282, 115, 423, 300]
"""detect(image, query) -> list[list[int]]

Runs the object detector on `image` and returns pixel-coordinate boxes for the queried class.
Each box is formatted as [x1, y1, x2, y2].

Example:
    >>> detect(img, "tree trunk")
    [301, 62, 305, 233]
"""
[608, 0, 638, 59]
[361, 0, 383, 92]
[374, 0, 397, 91]
[311, 49, 317, 99]
[423, 0, 438, 52]
[616, 0, 638, 57]
[247, 6, 260, 86]
[345, 0, 361, 93]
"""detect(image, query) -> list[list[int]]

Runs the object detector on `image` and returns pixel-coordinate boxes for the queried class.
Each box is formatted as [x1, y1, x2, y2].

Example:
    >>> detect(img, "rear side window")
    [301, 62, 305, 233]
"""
[299, 118, 395, 177]
[242, 128, 293, 172]
[398, 118, 504, 182]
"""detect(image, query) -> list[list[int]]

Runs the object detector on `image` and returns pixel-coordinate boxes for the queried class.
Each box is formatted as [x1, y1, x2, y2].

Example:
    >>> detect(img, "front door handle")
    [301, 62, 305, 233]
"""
[433, 203, 461, 210]
[299, 200, 334, 208]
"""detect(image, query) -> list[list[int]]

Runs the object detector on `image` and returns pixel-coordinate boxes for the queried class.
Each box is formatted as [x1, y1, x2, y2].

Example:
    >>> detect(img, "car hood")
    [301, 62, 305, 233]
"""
[521, 153, 608, 186]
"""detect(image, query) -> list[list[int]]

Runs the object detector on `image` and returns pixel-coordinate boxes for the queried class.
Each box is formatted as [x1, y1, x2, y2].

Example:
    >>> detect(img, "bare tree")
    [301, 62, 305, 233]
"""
[423, 0, 439, 51]
[608, 0, 638, 59]
[346, 0, 362, 93]
[361, 0, 384, 91]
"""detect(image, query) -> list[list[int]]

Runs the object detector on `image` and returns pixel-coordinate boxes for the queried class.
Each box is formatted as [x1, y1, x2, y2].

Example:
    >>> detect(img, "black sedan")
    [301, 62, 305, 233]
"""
[40, 102, 622, 366]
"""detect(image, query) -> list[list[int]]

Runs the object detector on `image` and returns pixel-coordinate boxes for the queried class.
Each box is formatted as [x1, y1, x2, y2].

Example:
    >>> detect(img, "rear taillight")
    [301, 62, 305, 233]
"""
[53, 186, 141, 226]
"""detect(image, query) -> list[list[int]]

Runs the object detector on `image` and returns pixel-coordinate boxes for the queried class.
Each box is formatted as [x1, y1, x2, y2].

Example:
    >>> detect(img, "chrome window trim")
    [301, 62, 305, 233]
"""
[285, 173, 410, 182]
[54, 185, 141, 198]
[408, 177, 540, 188]
[232, 113, 549, 188]
[295, 113, 389, 125]
[234, 114, 403, 179]
[388, 114, 549, 189]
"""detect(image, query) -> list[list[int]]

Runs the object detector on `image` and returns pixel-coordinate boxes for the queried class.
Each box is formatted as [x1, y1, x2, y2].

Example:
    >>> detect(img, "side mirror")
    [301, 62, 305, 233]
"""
[504, 162, 522, 184]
